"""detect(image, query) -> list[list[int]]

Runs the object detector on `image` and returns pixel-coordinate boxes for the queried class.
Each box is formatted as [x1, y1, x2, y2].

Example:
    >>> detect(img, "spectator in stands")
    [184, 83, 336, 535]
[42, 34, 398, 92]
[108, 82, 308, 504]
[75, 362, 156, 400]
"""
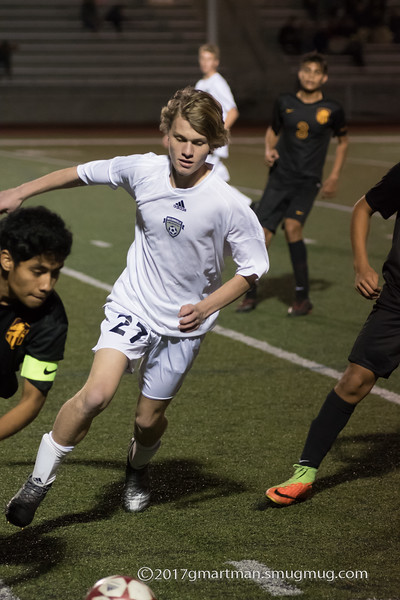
[278, 16, 303, 55]
[389, 7, 400, 43]
[303, 0, 319, 20]
[329, 13, 366, 65]
[0, 41, 17, 79]
[105, 3, 126, 33]
[312, 20, 331, 53]
[81, 0, 100, 32]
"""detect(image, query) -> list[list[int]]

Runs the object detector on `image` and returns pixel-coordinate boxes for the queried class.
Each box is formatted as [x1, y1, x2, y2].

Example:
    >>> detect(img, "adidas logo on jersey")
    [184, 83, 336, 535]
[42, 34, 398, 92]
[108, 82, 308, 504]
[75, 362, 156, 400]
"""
[173, 200, 186, 212]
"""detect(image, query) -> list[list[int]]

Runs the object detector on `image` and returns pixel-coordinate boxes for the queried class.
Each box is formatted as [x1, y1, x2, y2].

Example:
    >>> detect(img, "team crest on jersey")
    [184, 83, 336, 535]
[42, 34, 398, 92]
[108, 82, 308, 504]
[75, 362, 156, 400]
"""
[316, 108, 331, 124]
[164, 216, 185, 238]
[6, 318, 30, 349]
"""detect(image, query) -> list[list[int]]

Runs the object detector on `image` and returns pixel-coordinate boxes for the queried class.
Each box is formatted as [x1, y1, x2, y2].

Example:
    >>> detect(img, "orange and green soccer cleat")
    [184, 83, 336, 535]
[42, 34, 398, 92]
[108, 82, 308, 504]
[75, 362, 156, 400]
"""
[266, 464, 317, 506]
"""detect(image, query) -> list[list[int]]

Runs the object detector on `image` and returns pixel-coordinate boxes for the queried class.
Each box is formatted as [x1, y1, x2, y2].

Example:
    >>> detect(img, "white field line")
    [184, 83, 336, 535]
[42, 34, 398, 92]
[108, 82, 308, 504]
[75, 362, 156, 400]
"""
[0, 137, 161, 147]
[230, 135, 400, 145]
[62, 268, 400, 406]
[236, 185, 354, 212]
[233, 145, 396, 169]
[0, 149, 75, 167]
[227, 560, 302, 596]
[90, 240, 112, 248]
[0, 134, 400, 147]
[62, 267, 113, 293]
[213, 326, 400, 405]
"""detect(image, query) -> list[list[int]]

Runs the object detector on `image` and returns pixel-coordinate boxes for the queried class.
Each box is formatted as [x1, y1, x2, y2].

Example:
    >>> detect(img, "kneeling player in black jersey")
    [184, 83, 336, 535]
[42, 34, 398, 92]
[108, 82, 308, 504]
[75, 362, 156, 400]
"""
[0, 206, 72, 440]
[237, 52, 348, 316]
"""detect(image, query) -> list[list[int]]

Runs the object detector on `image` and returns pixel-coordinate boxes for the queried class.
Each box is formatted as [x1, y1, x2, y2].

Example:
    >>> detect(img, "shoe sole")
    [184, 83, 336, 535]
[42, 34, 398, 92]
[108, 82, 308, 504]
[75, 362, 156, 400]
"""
[287, 307, 313, 317]
[123, 492, 151, 513]
[5, 506, 31, 528]
[266, 484, 312, 506]
[236, 303, 257, 313]
[266, 488, 297, 506]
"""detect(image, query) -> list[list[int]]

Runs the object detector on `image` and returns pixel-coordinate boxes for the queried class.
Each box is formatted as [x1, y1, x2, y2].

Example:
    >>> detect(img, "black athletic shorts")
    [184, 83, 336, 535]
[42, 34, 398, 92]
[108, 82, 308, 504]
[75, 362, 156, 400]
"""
[256, 172, 321, 233]
[348, 304, 400, 378]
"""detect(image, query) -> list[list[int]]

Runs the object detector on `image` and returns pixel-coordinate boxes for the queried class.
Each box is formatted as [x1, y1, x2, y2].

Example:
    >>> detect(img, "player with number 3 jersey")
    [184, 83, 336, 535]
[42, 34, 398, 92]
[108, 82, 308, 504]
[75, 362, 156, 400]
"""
[237, 52, 348, 316]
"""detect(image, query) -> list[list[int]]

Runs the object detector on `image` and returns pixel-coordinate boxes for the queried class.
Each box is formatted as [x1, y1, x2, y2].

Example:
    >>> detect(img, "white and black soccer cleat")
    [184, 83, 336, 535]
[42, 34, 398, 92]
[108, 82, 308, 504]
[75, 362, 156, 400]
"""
[6, 475, 52, 527]
[123, 461, 151, 513]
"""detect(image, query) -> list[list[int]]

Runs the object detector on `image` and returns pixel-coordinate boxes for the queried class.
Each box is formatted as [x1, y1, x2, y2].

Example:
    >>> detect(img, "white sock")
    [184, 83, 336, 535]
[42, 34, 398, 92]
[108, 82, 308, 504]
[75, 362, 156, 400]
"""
[32, 431, 74, 486]
[128, 438, 161, 470]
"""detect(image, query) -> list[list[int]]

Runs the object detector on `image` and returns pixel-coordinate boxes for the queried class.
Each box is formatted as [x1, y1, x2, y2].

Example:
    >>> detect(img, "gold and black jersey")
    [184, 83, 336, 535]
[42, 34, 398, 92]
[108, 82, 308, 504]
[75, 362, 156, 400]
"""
[270, 93, 347, 182]
[0, 291, 68, 398]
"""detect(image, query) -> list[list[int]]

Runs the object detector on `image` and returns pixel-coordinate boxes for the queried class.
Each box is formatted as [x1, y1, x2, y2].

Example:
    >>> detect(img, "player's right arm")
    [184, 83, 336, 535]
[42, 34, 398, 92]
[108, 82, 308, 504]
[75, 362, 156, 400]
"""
[0, 167, 83, 214]
[224, 106, 239, 131]
[0, 379, 47, 440]
[351, 195, 381, 300]
[264, 126, 280, 167]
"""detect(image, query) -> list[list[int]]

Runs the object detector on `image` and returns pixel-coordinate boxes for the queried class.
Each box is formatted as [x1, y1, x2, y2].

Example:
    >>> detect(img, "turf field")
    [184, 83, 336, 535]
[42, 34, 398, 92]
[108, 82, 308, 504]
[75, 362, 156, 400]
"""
[0, 129, 399, 600]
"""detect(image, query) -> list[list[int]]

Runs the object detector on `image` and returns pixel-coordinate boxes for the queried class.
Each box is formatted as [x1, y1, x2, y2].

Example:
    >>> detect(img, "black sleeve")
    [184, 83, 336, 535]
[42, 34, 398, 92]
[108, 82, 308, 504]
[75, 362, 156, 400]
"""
[25, 294, 68, 363]
[27, 378, 53, 395]
[0, 374, 19, 399]
[22, 294, 68, 394]
[365, 163, 400, 219]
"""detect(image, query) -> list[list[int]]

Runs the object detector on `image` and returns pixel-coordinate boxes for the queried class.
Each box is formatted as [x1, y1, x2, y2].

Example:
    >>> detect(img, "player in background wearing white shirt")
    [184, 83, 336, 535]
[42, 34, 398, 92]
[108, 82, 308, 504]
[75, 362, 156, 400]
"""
[195, 43, 238, 182]
[195, 43, 253, 206]
[3, 87, 269, 527]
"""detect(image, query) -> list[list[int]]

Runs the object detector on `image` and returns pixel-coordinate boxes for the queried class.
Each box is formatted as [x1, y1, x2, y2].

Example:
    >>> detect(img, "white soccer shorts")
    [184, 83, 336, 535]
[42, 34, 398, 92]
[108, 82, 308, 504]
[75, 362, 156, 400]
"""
[93, 303, 204, 400]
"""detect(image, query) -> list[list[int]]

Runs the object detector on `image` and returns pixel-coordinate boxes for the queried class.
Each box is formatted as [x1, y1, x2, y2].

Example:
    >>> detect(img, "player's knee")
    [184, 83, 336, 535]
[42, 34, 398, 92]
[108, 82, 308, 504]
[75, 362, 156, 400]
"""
[284, 219, 303, 241]
[335, 364, 376, 403]
[74, 386, 111, 417]
[135, 411, 166, 435]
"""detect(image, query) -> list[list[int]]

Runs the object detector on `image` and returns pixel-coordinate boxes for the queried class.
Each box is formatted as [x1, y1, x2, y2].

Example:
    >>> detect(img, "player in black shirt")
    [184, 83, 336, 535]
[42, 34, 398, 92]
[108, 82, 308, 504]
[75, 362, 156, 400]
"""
[0, 206, 72, 440]
[266, 163, 400, 504]
[237, 52, 348, 315]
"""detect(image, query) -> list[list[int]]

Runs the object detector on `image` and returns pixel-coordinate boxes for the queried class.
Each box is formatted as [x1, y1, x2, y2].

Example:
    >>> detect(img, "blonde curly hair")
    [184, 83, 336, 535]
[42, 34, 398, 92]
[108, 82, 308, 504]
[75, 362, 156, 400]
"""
[160, 86, 229, 151]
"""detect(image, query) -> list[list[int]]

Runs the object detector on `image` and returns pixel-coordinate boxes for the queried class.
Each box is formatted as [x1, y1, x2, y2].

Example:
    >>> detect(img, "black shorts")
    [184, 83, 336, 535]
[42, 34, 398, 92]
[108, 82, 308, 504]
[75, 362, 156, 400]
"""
[348, 304, 400, 379]
[256, 172, 320, 233]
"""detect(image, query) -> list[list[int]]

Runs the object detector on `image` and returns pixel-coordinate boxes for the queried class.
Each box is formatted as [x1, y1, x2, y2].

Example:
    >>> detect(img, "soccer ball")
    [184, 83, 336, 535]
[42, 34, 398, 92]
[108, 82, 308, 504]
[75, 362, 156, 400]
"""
[85, 575, 157, 600]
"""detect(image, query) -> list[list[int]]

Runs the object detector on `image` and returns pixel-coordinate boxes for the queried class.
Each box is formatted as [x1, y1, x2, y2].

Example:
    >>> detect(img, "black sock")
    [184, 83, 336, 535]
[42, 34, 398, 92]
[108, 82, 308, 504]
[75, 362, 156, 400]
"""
[288, 240, 308, 301]
[299, 390, 356, 469]
[245, 283, 258, 300]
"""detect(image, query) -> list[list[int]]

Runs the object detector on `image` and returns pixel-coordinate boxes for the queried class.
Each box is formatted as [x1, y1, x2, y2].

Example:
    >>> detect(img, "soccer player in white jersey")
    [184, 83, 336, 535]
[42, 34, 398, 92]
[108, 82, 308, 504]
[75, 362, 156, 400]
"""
[2, 87, 269, 527]
[195, 44, 252, 207]
[195, 43, 238, 182]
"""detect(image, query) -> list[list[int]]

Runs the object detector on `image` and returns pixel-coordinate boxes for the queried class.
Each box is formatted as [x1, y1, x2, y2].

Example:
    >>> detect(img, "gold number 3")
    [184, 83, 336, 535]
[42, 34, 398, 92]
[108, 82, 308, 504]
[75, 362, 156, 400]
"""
[296, 121, 309, 139]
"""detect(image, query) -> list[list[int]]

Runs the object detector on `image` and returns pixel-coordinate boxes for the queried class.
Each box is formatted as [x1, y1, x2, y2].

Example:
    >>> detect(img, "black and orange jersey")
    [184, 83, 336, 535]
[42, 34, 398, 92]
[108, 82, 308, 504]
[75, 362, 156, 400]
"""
[270, 93, 347, 182]
[0, 291, 68, 398]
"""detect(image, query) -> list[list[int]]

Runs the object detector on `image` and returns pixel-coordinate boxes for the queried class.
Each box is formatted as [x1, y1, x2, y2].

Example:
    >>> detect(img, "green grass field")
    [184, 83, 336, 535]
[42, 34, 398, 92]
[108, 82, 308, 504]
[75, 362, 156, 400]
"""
[0, 129, 399, 600]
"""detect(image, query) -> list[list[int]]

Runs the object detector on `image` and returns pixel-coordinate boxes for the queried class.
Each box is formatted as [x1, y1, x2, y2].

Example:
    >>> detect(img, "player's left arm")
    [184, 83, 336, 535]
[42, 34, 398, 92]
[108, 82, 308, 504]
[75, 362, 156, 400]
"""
[178, 274, 256, 333]
[321, 134, 349, 198]
[0, 379, 47, 441]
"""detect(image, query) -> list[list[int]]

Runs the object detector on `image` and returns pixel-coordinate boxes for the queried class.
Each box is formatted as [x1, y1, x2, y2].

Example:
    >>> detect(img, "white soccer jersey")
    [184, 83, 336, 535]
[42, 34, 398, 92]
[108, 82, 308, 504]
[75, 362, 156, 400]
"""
[77, 153, 268, 337]
[195, 72, 237, 160]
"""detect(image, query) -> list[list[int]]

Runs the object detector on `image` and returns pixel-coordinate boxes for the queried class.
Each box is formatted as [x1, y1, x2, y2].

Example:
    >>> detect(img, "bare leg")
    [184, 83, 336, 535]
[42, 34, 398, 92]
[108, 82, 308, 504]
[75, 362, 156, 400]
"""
[52, 348, 128, 446]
